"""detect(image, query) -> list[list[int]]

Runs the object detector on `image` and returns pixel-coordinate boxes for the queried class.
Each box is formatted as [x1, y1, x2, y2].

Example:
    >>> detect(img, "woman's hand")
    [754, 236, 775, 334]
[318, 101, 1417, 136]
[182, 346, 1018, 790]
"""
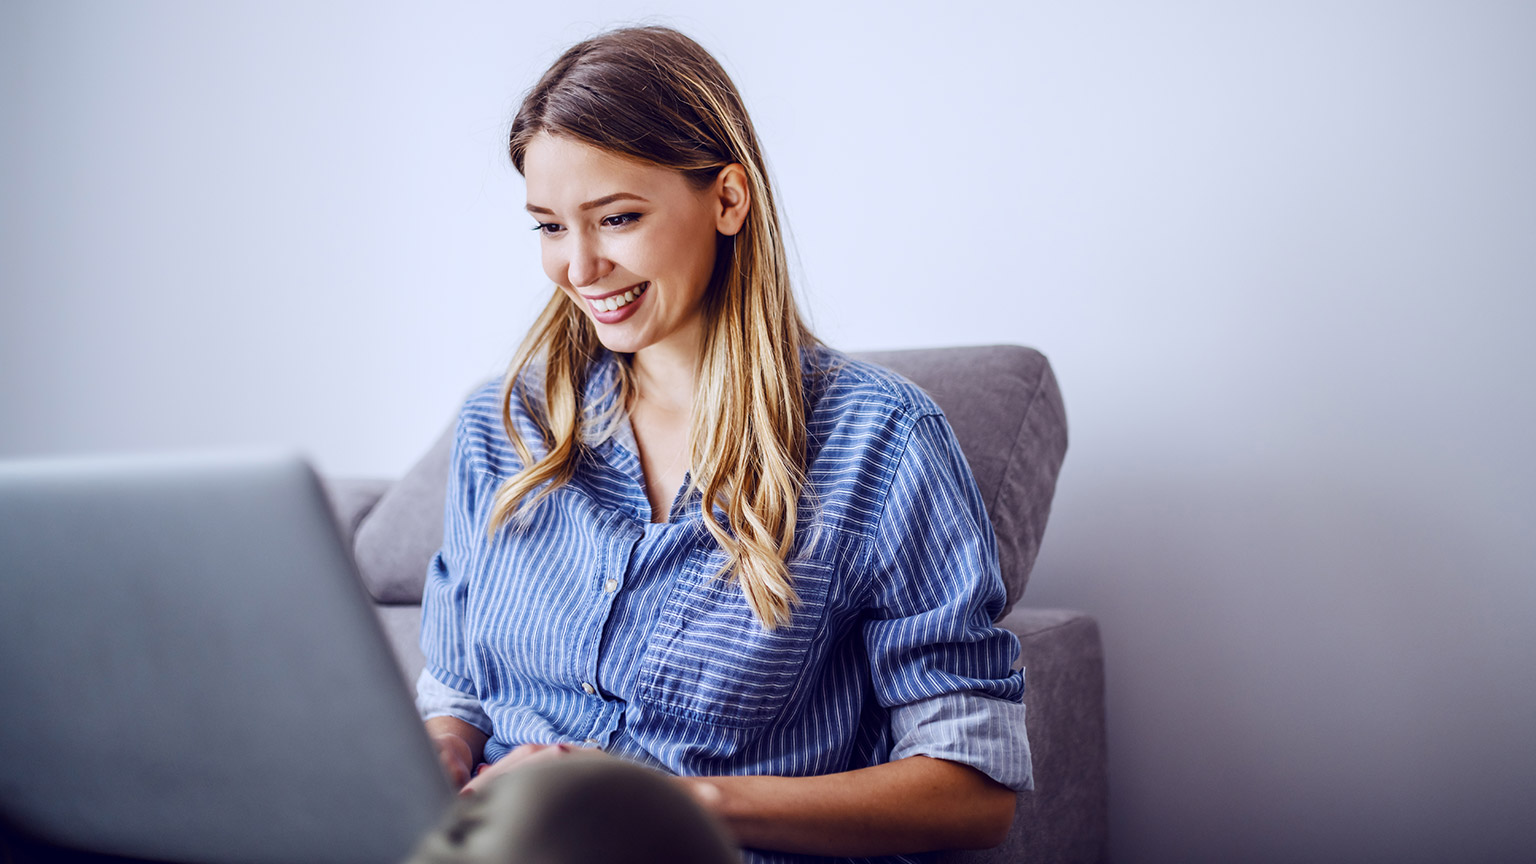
[424, 716, 490, 790]
[430, 732, 475, 789]
[460, 743, 609, 797]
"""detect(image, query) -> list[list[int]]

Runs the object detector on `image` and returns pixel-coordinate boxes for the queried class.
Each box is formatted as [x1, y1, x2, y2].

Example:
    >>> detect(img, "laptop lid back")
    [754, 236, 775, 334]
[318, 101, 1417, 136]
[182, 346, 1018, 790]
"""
[0, 453, 451, 864]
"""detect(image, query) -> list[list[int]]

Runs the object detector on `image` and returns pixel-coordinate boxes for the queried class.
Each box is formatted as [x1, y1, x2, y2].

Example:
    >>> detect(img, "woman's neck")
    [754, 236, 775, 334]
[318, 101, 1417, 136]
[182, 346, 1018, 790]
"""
[629, 328, 701, 416]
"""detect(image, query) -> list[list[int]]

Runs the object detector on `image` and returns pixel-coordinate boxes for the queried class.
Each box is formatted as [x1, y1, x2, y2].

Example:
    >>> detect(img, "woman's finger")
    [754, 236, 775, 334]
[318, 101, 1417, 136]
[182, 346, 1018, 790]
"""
[461, 745, 545, 795]
[459, 742, 608, 795]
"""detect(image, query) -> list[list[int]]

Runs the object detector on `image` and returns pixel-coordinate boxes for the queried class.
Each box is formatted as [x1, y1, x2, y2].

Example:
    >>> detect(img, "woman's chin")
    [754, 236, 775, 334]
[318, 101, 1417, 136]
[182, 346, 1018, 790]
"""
[590, 325, 648, 356]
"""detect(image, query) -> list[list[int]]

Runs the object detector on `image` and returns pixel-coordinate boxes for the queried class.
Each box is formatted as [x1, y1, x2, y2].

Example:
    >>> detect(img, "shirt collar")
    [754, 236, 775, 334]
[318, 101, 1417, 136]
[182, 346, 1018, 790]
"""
[578, 349, 638, 457]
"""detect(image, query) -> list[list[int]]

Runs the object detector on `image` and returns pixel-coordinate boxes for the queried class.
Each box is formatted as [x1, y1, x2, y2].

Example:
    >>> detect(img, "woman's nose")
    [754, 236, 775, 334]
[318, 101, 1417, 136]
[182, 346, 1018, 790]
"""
[566, 234, 611, 289]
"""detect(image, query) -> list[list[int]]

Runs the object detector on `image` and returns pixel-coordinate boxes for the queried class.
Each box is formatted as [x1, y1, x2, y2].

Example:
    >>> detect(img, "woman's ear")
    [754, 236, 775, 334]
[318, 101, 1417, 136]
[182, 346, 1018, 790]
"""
[714, 164, 751, 236]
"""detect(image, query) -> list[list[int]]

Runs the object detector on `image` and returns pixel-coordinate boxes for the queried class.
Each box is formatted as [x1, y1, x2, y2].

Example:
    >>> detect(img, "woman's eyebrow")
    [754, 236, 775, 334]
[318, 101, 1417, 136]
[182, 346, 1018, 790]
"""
[525, 192, 650, 216]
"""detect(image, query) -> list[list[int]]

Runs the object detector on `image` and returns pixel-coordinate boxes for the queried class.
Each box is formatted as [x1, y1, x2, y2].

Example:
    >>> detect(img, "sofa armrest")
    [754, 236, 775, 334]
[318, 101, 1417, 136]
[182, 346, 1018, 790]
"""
[936, 607, 1109, 864]
[375, 604, 427, 689]
[320, 477, 391, 549]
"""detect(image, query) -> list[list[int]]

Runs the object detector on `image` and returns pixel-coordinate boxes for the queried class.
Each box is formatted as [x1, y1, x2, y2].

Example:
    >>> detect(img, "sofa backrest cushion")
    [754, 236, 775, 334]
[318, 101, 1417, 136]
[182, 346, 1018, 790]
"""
[354, 345, 1067, 619]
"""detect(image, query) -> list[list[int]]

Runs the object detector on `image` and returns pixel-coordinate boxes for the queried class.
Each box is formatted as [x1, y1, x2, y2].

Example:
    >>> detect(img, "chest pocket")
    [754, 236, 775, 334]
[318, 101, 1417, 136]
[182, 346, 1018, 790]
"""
[636, 552, 836, 728]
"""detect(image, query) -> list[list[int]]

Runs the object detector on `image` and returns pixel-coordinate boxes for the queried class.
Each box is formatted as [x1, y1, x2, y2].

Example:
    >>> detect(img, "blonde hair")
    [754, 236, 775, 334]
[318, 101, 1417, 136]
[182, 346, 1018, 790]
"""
[490, 26, 815, 629]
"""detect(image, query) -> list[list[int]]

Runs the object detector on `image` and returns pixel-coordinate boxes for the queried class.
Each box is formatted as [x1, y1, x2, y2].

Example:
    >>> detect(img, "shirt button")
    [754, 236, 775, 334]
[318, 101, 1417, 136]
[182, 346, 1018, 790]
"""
[603, 578, 619, 594]
[584, 738, 599, 745]
[581, 682, 596, 695]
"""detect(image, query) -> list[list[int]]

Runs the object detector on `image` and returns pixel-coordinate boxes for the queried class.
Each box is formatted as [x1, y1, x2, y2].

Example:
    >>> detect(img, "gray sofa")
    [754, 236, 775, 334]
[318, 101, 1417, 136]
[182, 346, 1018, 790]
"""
[328, 344, 1109, 864]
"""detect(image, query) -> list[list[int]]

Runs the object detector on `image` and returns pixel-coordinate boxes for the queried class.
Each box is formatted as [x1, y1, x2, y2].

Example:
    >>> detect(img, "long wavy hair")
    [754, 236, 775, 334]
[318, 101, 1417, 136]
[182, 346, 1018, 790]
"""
[489, 26, 816, 629]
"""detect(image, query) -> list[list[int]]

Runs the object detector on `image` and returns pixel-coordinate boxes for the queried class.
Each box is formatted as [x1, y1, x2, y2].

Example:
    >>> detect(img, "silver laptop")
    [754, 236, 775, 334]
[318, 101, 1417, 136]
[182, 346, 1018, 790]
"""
[0, 452, 451, 864]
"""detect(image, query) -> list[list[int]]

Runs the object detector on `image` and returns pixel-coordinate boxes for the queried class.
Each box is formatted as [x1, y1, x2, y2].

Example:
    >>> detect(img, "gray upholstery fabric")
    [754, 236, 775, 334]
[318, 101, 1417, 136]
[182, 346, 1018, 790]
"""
[350, 422, 455, 604]
[374, 604, 426, 687]
[320, 477, 390, 550]
[986, 608, 1110, 864]
[347, 345, 1068, 617]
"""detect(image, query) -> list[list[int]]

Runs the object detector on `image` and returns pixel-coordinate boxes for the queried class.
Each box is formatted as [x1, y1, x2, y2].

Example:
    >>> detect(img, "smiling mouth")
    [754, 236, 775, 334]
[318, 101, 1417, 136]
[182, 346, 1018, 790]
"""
[584, 282, 649, 313]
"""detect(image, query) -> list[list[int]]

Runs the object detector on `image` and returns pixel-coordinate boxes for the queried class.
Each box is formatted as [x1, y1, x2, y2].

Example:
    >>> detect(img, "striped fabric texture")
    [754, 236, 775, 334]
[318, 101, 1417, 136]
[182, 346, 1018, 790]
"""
[419, 345, 1029, 864]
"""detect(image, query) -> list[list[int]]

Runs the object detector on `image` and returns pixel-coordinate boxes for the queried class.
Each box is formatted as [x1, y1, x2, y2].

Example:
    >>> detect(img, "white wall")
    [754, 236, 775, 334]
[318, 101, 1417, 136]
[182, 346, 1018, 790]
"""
[3, 2, 1532, 861]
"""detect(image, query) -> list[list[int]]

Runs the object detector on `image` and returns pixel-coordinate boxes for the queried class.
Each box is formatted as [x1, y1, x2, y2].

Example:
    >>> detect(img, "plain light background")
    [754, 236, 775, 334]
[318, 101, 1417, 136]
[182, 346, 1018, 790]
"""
[3, 2, 1533, 862]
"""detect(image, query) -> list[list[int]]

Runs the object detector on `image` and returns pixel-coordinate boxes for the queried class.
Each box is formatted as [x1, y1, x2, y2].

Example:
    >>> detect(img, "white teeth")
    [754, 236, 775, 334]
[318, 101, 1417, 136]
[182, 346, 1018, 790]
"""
[592, 283, 647, 314]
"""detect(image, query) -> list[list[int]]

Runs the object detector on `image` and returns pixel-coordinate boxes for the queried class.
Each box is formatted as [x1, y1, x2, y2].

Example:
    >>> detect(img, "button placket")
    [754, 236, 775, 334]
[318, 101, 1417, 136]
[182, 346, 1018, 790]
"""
[583, 523, 638, 707]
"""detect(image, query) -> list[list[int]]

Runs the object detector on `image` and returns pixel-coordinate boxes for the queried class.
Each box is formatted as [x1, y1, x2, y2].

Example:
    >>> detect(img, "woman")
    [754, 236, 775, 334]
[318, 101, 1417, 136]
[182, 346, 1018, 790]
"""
[415, 25, 1032, 863]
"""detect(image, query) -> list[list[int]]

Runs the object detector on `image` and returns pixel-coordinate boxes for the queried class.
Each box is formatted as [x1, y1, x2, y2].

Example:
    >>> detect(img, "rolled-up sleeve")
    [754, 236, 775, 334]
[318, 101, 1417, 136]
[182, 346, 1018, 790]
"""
[415, 667, 492, 734]
[889, 691, 1033, 791]
[417, 412, 490, 727]
[862, 412, 1030, 785]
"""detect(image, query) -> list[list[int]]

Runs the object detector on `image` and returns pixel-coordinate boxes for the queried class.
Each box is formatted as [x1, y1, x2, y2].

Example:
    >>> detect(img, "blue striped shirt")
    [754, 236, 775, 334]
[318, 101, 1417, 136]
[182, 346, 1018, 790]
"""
[418, 344, 1031, 863]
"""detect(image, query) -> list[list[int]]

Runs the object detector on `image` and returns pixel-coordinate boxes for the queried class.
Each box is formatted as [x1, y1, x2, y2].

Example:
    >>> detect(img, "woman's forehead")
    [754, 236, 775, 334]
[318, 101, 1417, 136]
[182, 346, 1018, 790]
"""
[523, 133, 683, 209]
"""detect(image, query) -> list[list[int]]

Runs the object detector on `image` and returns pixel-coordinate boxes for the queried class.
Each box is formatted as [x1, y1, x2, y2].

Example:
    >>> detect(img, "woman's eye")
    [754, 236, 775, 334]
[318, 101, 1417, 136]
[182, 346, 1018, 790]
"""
[532, 222, 563, 235]
[601, 213, 641, 228]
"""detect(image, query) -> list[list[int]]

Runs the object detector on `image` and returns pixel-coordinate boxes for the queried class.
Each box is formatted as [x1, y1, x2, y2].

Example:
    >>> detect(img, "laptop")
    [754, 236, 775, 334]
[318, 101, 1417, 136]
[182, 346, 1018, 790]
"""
[0, 452, 452, 864]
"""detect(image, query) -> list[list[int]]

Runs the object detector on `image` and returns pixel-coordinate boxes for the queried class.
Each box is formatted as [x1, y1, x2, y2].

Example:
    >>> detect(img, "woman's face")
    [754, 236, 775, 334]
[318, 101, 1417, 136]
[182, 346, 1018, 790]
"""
[522, 132, 748, 360]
